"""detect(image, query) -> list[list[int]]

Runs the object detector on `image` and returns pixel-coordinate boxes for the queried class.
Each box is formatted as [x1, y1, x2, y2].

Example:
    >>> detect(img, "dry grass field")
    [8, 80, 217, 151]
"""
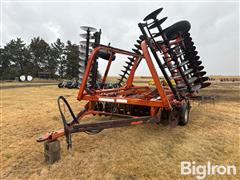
[1, 81, 240, 179]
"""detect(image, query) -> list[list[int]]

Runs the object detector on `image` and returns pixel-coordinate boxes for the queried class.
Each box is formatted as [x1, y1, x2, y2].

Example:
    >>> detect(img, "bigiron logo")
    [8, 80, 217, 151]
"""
[181, 161, 237, 179]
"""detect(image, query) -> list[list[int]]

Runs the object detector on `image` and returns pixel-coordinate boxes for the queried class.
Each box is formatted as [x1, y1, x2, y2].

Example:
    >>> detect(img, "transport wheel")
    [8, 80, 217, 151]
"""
[178, 101, 190, 126]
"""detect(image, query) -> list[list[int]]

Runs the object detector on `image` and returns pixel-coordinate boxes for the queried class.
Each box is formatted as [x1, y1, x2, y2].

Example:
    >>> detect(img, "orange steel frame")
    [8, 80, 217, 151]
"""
[36, 41, 183, 143]
[77, 41, 176, 113]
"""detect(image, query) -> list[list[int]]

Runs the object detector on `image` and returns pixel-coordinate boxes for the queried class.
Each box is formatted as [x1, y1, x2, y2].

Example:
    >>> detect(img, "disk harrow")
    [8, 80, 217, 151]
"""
[138, 8, 210, 99]
[37, 8, 211, 155]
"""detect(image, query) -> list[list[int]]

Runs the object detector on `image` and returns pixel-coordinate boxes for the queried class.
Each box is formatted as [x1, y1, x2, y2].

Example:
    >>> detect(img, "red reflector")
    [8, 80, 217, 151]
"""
[131, 121, 143, 125]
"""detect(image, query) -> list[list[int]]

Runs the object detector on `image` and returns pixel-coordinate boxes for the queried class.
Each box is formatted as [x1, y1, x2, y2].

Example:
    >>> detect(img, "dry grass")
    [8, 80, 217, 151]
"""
[1, 82, 240, 179]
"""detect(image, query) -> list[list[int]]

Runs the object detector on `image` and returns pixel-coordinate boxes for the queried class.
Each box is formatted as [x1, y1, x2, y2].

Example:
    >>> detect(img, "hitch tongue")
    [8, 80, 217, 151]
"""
[36, 129, 65, 142]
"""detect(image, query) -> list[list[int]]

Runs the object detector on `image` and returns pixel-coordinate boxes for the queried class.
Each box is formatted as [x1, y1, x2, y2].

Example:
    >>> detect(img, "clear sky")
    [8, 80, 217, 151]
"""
[1, 0, 239, 76]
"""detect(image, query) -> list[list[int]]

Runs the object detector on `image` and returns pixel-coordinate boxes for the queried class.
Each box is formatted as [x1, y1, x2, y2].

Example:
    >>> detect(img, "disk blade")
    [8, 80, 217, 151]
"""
[148, 17, 168, 29]
[194, 71, 206, 77]
[80, 33, 95, 39]
[143, 8, 163, 21]
[134, 44, 141, 49]
[201, 82, 211, 88]
[132, 48, 141, 54]
[80, 26, 97, 32]
[78, 68, 85, 73]
[128, 57, 134, 61]
[79, 61, 85, 66]
[80, 41, 94, 46]
[195, 76, 209, 83]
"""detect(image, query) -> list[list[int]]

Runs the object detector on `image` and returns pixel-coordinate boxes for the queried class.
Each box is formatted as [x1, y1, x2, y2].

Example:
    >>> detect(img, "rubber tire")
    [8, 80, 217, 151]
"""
[163, 20, 191, 40]
[178, 102, 190, 126]
[58, 83, 64, 88]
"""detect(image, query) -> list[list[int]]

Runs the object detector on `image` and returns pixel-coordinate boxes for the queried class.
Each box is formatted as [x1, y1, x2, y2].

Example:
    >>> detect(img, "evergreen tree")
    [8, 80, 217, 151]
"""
[29, 37, 52, 77]
[0, 38, 31, 79]
[44, 46, 58, 78]
[1, 37, 82, 80]
[0, 47, 11, 79]
[64, 41, 80, 79]
[51, 38, 66, 78]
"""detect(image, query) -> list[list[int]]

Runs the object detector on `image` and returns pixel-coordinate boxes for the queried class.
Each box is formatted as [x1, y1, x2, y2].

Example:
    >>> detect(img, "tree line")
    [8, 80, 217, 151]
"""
[0, 37, 80, 80]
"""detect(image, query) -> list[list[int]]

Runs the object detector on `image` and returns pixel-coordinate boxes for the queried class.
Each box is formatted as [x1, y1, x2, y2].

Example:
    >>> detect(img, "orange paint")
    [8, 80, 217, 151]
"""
[131, 121, 143, 125]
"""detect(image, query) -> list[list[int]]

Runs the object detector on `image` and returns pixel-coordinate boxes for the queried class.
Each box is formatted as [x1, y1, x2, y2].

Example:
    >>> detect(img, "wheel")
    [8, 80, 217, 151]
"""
[178, 101, 190, 126]
[58, 83, 64, 88]
[163, 20, 191, 40]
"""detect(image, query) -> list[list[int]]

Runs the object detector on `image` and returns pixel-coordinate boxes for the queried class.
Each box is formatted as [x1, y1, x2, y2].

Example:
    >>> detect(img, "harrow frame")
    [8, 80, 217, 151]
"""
[37, 42, 187, 145]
